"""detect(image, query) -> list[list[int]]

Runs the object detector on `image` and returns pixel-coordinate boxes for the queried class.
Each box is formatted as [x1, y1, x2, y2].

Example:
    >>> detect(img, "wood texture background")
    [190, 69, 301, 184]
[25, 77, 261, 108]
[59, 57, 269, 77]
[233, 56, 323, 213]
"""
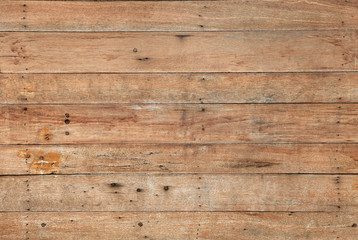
[1, 0, 358, 239]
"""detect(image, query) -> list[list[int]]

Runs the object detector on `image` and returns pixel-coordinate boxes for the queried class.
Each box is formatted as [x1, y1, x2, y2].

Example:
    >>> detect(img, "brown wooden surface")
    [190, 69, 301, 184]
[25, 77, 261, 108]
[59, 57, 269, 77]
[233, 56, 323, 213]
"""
[1, 104, 356, 144]
[1, 31, 357, 73]
[2, 144, 358, 175]
[1, 0, 358, 32]
[1, 73, 358, 104]
[1, 212, 358, 240]
[1, 174, 358, 212]
[1, 0, 358, 239]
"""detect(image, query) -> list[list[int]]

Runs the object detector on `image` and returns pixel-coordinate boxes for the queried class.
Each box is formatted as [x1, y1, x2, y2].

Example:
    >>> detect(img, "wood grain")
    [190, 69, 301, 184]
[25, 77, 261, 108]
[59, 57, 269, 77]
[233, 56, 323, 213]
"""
[2, 73, 358, 104]
[0, 31, 357, 73]
[1, 104, 356, 144]
[1, 0, 358, 32]
[1, 212, 358, 240]
[1, 174, 358, 212]
[2, 144, 358, 175]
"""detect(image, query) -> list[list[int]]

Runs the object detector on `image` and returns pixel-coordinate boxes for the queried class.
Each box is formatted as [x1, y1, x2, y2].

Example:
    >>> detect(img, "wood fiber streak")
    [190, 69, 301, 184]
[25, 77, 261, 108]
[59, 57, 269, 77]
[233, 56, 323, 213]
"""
[1, 73, 358, 104]
[1, 212, 358, 240]
[0, 104, 357, 144]
[2, 144, 358, 175]
[1, 0, 358, 31]
[0, 31, 357, 73]
[1, 174, 358, 212]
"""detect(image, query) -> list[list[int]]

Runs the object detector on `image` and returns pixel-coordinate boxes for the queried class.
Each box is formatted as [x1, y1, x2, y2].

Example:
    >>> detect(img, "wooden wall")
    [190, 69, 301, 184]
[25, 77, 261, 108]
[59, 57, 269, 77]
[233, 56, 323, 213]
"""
[0, 0, 358, 239]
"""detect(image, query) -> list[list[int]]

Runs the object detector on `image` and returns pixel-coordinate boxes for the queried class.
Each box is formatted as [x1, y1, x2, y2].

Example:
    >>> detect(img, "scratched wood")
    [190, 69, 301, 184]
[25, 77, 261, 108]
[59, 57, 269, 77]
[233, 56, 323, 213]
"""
[1, 174, 358, 212]
[0, 31, 357, 73]
[1, 73, 358, 104]
[0, 104, 356, 144]
[1, 1, 358, 32]
[1, 212, 358, 240]
[2, 144, 358, 175]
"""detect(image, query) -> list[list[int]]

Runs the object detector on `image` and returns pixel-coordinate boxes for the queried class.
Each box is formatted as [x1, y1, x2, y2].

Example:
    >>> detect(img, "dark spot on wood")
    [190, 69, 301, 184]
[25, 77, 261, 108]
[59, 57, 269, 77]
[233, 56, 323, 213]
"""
[64, 119, 70, 124]
[138, 222, 143, 227]
[129, 200, 133, 202]
[137, 57, 149, 61]
[175, 35, 192, 39]
[41, 223, 46, 227]
[164, 186, 169, 191]
[228, 161, 279, 169]
[352, 223, 357, 227]
[65, 131, 70, 135]
[137, 188, 142, 192]
[199, 25, 204, 28]
[23, 107, 28, 111]
[133, 48, 138, 52]
[201, 108, 205, 112]
[110, 183, 122, 188]
[23, 4, 27, 7]
[65, 113, 70, 118]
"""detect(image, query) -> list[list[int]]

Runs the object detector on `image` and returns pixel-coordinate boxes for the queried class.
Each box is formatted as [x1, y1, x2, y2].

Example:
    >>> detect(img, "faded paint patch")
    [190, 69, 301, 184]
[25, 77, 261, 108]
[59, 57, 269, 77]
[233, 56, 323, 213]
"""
[18, 150, 62, 174]
[40, 127, 53, 142]
[352, 184, 358, 190]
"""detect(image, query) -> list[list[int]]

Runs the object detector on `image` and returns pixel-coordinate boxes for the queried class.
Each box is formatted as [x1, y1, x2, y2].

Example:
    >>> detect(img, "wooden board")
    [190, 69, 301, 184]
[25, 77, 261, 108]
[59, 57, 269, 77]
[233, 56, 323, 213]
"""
[1, 212, 358, 240]
[1, 0, 358, 238]
[1, 174, 357, 212]
[1, 104, 356, 144]
[0, 31, 357, 73]
[2, 73, 358, 104]
[1, 0, 358, 32]
[2, 144, 358, 175]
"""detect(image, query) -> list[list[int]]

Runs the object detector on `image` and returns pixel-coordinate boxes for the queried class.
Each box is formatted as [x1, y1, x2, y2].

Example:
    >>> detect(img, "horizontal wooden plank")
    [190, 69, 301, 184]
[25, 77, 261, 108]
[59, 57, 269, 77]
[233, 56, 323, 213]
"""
[1, 1, 358, 32]
[2, 144, 358, 175]
[1, 212, 358, 240]
[1, 174, 358, 211]
[2, 73, 358, 104]
[0, 104, 357, 144]
[0, 31, 357, 73]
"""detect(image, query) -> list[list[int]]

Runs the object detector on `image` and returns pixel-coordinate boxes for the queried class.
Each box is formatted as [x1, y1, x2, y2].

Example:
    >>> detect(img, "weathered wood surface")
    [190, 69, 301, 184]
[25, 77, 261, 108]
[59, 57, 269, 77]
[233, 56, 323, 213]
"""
[1, 1, 358, 32]
[1, 212, 358, 240]
[2, 144, 358, 175]
[0, 104, 356, 144]
[1, 174, 357, 212]
[1, 31, 357, 73]
[2, 73, 358, 104]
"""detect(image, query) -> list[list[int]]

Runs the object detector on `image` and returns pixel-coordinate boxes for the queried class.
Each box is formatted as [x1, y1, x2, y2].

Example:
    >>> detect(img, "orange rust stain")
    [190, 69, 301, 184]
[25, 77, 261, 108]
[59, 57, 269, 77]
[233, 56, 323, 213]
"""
[18, 150, 61, 174]
[353, 184, 358, 190]
[40, 127, 53, 142]
[21, 84, 35, 95]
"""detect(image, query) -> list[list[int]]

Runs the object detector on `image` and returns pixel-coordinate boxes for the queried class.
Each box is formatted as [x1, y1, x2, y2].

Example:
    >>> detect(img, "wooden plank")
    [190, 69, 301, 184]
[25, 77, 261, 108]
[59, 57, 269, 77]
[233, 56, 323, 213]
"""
[2, 144, 358, 175]
[1, 1, 358, 32]
[0, 31, 357, 73]
[1, 212, 358, 240]
[1, 174, 358, 211]
[0, 104, 357, 144]
[2, 73, 358, 104]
